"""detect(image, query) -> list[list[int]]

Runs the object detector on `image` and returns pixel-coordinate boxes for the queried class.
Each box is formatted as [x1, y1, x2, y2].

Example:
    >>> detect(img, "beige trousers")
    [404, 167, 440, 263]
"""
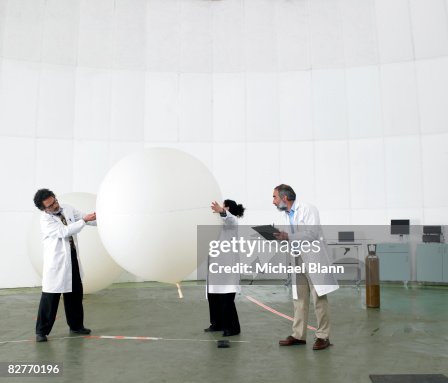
[292, 272, 331, 340]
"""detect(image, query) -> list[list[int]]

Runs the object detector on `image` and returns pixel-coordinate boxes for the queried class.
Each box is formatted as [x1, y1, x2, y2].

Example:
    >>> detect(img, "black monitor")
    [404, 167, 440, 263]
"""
[423, 226, 442, 234]
[391, 219, 410, 235]
[338, 231, 354, 242]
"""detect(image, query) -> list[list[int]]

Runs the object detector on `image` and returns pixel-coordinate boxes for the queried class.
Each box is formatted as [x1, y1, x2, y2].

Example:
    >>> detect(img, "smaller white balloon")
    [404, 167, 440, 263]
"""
[27, 192, 123, 294]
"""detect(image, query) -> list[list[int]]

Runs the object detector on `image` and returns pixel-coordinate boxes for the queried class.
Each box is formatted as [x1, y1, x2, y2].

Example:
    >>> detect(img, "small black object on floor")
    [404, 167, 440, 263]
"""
[370, 374, 448, 383]
[217, 340, 230, 349]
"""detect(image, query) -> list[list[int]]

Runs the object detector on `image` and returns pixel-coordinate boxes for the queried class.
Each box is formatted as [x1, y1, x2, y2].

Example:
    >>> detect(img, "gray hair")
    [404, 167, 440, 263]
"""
[275, 184, 296, 201]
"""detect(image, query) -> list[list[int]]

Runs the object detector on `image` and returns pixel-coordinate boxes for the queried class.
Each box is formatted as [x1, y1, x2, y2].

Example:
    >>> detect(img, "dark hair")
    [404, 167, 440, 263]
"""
[34, 188, 56, 210]
[224, 199, 245, 218]
[275, 184, 296, 201]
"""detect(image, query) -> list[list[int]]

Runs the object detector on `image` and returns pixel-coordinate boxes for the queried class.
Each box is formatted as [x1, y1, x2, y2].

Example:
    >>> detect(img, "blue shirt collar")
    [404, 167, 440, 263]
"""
[287, 200, 298, 215]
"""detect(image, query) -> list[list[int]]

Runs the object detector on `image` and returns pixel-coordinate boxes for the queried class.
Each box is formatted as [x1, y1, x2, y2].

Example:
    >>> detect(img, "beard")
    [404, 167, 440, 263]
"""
[276, 200, 288, 212]
[49, 207, 62, 215]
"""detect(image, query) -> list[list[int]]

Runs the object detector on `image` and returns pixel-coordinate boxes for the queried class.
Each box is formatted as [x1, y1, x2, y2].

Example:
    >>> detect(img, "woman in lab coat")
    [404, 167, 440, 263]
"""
[205, 199, 245, 337]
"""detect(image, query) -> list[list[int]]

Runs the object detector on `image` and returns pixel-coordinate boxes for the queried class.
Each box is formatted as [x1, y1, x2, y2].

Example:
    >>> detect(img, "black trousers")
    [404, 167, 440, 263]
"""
[207, 293, 240, 333]
[35, 247, 84, 336]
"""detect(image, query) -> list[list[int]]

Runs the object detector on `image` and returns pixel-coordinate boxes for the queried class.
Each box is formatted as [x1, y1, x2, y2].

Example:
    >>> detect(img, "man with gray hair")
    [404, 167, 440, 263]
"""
[272, 184, 338, 350]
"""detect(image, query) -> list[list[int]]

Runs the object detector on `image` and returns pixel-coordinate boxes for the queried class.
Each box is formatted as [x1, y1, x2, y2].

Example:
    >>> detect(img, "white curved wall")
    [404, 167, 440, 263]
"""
[0, 0, 447, 287]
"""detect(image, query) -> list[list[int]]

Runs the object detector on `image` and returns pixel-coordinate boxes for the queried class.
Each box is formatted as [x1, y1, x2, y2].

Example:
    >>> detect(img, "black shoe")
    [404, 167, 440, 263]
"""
[36, 334, 47, 342]
[222, 330, 240, 337]
[204, 326, 222, 333]
[70, 328, 91, 335]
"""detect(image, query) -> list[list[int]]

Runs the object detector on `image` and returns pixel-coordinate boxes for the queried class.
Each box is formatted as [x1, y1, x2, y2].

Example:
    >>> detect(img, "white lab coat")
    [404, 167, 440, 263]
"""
[206, 211, 241, 295]
[40, 204, 96, 293]
[277, 200, 339, 298]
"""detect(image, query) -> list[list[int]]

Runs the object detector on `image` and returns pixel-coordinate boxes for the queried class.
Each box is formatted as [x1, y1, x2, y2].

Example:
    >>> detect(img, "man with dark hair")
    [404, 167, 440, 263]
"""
[33, 188, 96, 342]
[272, 184, 338, 350]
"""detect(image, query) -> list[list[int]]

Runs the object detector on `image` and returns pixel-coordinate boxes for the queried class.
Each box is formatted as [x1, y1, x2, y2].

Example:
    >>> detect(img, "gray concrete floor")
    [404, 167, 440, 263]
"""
[0, 283, 447, 383]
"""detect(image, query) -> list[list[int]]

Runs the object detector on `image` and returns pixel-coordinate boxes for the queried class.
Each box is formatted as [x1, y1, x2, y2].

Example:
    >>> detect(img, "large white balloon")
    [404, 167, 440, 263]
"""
[96, 148, 222, 284]
[28, 192, 123, 294]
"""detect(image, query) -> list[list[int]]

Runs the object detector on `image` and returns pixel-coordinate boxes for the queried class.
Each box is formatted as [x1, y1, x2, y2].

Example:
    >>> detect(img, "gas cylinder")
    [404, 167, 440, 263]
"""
[365, 244, 380, 308]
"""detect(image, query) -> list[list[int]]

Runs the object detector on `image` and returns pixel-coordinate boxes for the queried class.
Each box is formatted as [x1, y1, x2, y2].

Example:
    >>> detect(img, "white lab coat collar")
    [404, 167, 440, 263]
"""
[288, 200, 299, 217]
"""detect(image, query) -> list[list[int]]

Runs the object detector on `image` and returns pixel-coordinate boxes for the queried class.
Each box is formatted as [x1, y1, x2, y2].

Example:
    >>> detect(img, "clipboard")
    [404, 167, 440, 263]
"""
[251, 225, 280, 241]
